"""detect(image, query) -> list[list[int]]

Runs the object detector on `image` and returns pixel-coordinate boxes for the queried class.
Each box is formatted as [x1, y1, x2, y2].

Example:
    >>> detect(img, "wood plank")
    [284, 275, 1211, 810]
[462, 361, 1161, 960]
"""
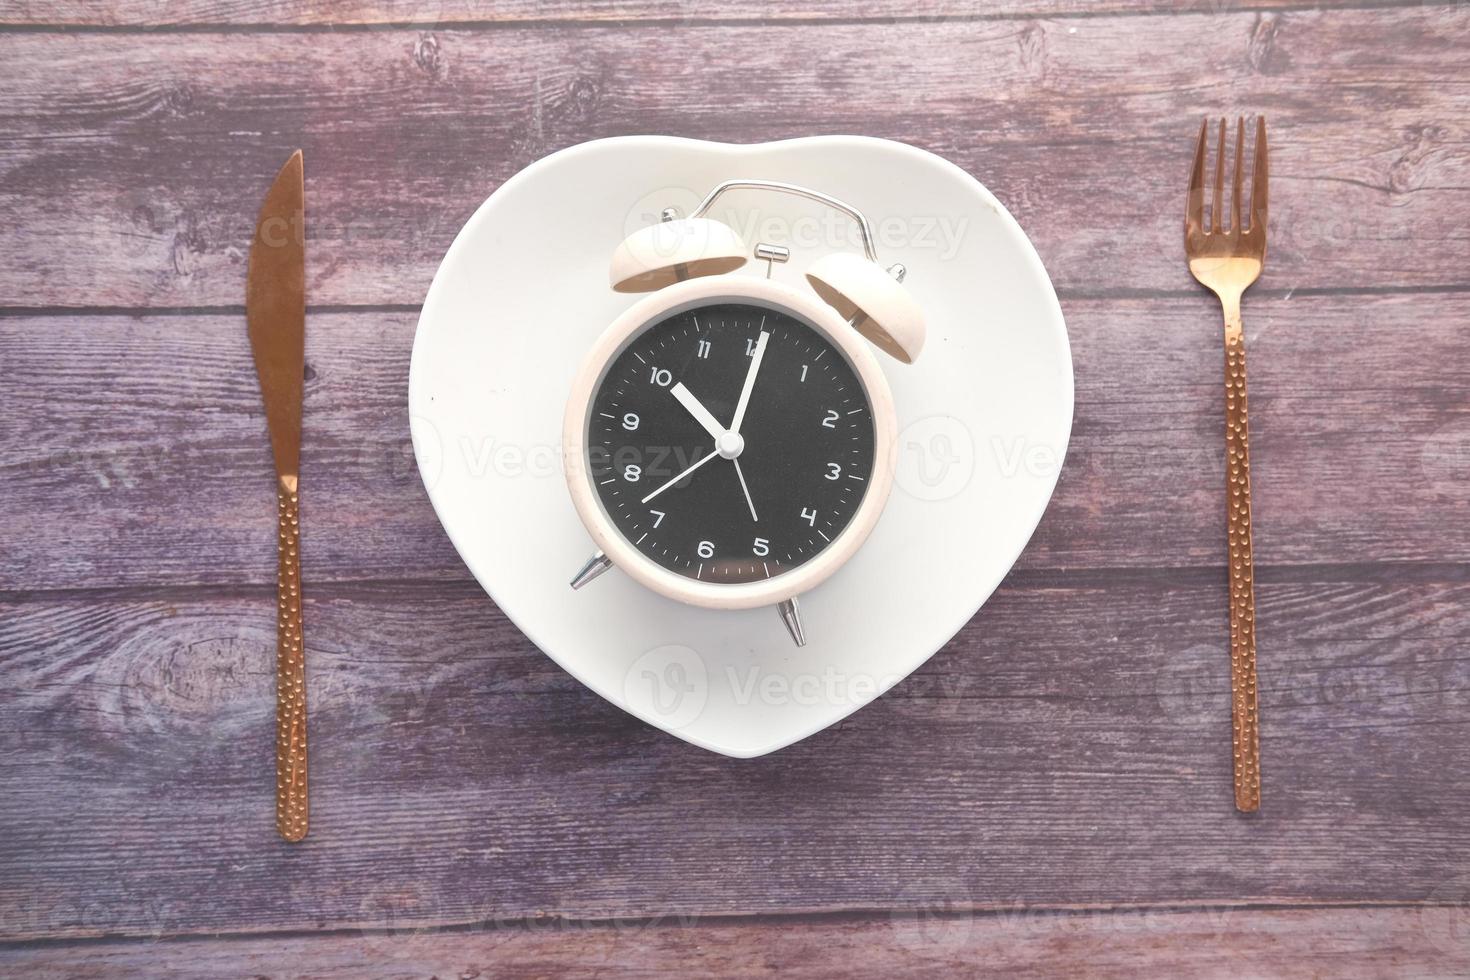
[0, 0, 1408, 28]
[1, 906, 1466, 978]
[0, 8, 1467, 307]
[3, 291, 1467, 593]
[1, 577, 1467, 940]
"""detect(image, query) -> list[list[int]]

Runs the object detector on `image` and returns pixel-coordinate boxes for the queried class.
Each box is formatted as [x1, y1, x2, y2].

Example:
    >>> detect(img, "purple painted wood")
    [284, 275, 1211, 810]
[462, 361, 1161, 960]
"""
[0, 0, 1422, 27]
[1, 577, 1468, 941]
[0, 9, 1465, 309]
[0, 907, 1462, 977]
[2, 293, 1467, 593]
[1, 0, 1468, 974]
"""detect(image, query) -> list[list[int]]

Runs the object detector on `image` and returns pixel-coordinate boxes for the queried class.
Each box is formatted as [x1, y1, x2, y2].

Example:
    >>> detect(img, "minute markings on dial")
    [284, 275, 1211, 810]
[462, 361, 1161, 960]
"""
[587, 302, 874, 585]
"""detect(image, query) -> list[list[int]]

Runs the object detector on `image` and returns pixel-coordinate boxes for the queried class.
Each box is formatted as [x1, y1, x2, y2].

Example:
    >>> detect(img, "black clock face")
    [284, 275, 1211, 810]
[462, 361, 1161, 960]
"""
[587, 301, 875, 585]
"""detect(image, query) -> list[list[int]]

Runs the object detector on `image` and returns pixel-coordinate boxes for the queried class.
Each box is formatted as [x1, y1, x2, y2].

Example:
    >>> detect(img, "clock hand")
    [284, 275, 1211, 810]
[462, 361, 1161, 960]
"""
[673, 381, 759, 519]
[640, 447, 720, 504]
[729, 330, 769, 435]
[646, 336, 767, 514]
[670, 382, 726, 441]
[732, 458, 758, 522]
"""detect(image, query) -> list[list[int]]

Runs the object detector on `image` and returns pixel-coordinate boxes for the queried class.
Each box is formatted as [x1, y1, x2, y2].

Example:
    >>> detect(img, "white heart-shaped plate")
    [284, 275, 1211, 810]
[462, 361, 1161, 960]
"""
[410, 136, 1072, 757]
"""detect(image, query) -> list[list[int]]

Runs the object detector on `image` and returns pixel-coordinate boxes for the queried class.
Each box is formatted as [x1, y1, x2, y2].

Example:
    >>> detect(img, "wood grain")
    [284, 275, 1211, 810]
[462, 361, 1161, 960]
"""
[0, 8, 1466, 308]
[2, 0, 1468, 972]
[1, 906, 1466, 978]
[0, 0, 1416, 28]
[3, 291, 1467, 593]
[1, 577, 1467, 940]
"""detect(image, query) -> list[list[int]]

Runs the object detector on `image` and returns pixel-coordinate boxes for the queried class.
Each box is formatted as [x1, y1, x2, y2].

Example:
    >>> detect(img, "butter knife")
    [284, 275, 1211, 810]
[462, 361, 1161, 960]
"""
[247, 150, 309, 842]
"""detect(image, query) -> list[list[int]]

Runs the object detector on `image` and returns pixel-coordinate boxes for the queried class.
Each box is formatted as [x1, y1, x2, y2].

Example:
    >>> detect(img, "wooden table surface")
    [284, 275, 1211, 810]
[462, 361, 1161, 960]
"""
[2, 2, 1468, 976]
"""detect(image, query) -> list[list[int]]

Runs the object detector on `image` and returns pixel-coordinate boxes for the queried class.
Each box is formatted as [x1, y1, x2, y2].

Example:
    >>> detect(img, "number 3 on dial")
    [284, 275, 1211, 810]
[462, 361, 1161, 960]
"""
[578, 301, 879, 590]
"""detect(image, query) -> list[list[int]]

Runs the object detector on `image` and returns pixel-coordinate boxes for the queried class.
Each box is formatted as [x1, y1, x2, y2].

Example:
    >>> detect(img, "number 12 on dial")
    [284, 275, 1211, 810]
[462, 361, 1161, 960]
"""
[563, 179, 924, 647]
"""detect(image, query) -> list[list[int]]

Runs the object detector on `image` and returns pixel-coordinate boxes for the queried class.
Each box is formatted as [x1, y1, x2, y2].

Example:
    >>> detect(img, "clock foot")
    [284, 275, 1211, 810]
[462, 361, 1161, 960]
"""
[778, 597, 806, 647]
[569, 551, 613, 590]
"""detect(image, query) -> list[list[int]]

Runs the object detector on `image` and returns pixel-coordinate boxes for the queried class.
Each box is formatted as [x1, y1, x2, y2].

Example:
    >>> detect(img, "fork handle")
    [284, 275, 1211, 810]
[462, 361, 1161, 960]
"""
[275, 476, 309, 841]
[1222, 297, 1260, 812]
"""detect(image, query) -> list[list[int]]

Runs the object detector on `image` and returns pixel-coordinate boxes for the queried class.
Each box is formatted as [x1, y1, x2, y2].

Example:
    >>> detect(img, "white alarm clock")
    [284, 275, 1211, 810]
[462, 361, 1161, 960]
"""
[562, 179, 926, 646]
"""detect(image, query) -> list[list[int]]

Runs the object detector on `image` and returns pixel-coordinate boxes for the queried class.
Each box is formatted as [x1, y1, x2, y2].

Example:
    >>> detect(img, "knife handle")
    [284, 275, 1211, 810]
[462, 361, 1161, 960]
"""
[274, 476, 309, 841]
[1224, 304, 1260, 813]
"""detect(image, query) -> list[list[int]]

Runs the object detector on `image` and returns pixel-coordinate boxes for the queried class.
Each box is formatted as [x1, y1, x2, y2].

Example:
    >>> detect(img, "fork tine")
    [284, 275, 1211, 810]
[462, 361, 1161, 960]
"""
[1251, 116, 1269, 230]
[1231, 116, 1244, 234]
[1213, 117, 1226, 233]
[1187, 118, 1208, 231]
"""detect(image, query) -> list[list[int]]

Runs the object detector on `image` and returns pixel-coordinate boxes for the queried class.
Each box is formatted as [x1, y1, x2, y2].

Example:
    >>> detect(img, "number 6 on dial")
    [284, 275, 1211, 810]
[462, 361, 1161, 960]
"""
[563, 178, 926, 648]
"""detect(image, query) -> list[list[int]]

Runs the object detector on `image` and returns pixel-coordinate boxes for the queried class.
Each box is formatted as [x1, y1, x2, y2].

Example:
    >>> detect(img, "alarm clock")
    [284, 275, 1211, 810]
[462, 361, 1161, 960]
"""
[562, 179, 926, 646]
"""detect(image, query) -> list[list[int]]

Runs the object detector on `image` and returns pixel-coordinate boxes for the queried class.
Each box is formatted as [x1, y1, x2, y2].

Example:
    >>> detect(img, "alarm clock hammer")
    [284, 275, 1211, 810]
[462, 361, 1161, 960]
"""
[563, 179, 927, 647]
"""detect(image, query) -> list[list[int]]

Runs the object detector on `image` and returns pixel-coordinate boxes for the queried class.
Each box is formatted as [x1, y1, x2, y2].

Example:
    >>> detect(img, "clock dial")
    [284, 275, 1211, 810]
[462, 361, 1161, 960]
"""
[587, 302, 875, 584]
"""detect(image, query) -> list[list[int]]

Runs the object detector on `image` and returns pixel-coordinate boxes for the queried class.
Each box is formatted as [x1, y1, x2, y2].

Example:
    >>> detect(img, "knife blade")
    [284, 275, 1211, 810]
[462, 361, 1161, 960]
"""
[246, 150, 309, 842]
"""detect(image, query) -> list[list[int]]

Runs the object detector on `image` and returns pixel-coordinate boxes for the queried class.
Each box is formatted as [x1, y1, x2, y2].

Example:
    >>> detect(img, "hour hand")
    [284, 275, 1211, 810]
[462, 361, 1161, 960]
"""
[671, 382, 726, 441]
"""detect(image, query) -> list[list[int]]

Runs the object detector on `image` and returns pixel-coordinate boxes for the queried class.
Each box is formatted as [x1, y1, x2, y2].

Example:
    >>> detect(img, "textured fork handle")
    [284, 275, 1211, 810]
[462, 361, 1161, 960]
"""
[275, 477, 309, 841]
[1222, 298, 1260, 812]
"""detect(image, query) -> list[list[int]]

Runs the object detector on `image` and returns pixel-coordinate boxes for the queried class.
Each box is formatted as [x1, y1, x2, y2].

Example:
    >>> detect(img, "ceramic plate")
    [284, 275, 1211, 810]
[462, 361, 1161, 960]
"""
[409, 136, 1072, 758]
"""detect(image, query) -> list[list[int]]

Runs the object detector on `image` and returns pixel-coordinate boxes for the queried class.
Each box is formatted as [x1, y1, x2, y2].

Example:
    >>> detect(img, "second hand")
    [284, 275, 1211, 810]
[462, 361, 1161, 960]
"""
[732, 458, 758, 522]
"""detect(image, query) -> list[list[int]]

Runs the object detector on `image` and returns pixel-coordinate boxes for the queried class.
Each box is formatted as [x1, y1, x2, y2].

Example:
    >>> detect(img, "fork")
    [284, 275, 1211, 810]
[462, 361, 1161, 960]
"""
[1185, 117, 1267, 813]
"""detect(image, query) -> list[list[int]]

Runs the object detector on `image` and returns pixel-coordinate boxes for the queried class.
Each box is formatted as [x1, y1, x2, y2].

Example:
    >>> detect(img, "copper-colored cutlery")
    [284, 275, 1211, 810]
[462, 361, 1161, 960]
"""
[235, 127, 1265, 835]
[246, 151, 309, 841]
[1185, 117, 1268, 812]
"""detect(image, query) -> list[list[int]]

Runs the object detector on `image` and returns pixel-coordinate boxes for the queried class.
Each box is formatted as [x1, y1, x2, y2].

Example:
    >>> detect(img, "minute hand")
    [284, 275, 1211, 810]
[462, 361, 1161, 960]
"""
[729, 330, 770, 434]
